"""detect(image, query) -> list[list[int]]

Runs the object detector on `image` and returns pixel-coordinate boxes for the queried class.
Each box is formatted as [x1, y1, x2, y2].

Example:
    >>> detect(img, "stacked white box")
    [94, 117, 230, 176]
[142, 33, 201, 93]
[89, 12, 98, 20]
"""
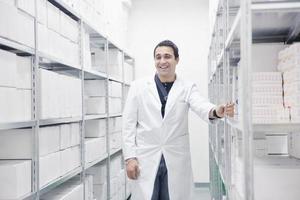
[37, 0, 47, 24]
[47, 1, 60, 33]
[0, 2, 18, 44]
[254, 156, 300, 200]
[85, 137, 106, 163]
[86, 163, 107, 185]
[71, 123, 81, 147]
[40, 69, 82, 119]
[17, 0, 35, 16]
[39, 151, 61, 188]
[17, 10, 35, 48]
[109, 81, 122, 98]
[83, 29, 92, 70]
[109, 117, 122, 133]
[91, 47, 106, 72]
[39, 126, 60, 156]
[60, 10, 79, 43]
[60, 145, 80, 175]
[85, 96, 106, 114]
[0, 128, 32, 159]
[278, 43, 300, 122]
[60, 124, 72, 150]
[0, 49, 17, 87]
[251, 72, 288, 123]
[0, 160, 31, 199]
[85, 119, 106, 138]
[16, 56, 32, 89]
[109, 97, 122, 114]
[84, 80, 106, 97]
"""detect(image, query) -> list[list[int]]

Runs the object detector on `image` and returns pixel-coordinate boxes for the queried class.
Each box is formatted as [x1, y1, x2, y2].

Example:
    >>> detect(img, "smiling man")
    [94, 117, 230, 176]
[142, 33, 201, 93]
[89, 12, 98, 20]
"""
[122, 40, 234, 200]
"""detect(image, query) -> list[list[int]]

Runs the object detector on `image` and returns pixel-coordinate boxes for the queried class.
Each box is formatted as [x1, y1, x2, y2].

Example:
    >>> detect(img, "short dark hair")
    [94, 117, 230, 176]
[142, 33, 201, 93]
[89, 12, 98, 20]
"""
[153, 40, 179, 59]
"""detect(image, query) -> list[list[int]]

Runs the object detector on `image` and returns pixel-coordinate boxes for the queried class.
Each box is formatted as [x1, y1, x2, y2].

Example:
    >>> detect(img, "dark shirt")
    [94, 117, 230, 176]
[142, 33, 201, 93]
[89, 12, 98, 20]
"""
[155, 80, 174, 118]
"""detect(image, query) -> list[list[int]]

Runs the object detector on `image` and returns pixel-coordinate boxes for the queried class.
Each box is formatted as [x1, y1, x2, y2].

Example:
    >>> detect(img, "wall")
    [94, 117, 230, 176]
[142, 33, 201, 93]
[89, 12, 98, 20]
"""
[126, 0, 210, 183]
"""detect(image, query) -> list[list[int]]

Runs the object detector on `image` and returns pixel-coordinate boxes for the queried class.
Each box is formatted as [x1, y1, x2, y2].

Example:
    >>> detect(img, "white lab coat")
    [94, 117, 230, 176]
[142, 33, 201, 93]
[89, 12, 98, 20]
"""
[122, 76, 216, 200]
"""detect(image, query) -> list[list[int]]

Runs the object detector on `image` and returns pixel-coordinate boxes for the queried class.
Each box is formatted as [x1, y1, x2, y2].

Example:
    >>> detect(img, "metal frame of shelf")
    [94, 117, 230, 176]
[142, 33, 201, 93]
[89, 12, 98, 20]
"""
[208, 1, 300, 200]
[0, 0, 135, 199]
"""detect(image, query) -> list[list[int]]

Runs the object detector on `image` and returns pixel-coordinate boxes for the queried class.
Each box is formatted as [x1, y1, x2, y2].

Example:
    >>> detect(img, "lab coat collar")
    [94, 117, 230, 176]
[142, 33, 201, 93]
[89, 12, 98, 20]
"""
[146, 74, 184, 121]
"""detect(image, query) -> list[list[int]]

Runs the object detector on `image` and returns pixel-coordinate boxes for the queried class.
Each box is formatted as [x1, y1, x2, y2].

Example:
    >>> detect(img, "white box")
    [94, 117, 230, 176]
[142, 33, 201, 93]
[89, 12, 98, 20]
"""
[86, 163, 107, 184]
[60, 146, 80, 175]
[14, 89, 31, 122]
[17, 10, 35, 48]
[109, 117, 122, 133]
[85, 137, 106, 163]
[266, 135, 288, 155]
[109, 81, 122, 97]
[0, 160, 31, 199]
[37, 23, 49, 53]
[254, 157, 300, 200]
[60, 11, 79, 42]
[109, 97, 122, 114]
[40, 181, 83, 200]
[0, 49, 17, 87]
[37, 0, 47, 24]
[39, 151, 61, 188]
[93, 183, 107, 200]
[0, 128, 32, 159]
[17, 0, 35, 16]
[39, 126, 60, 156]
[0, 2, 18, 42]
[85, 175, 94, 200]
[60, 124, 72, 150]
[91, 47, 106, 72]
[84, 80, 106, 97]
[85, 119, 106, 138]
[16, 56, 32, 89]
[85, 97, 106, 114]
[0, 87, 18, 122]
[71, 123, 81, 146]
[47, 1, 60, 33]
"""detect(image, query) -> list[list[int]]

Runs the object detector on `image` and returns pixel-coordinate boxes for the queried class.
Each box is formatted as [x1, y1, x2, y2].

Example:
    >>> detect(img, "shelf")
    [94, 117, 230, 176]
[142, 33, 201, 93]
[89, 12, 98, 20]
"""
[0, 36, 35, 55]
[109, 113, 122, 118]
[0, 120, 36, 130]
[84, 114, 107, 120]
[110, 148, 122, 157]
[50, 0, 81, 21]
[84, 69, 107, 80]
[39, 117, 82, 126]
[253, 123, 300, 133]
[251, 1, 300, 43]
[225, 8, 241, 49]
[84, 153, 109, 170]
[38, 51, 81, 77]
[108, 76, 123, 83]
[39, 166, 82, 196]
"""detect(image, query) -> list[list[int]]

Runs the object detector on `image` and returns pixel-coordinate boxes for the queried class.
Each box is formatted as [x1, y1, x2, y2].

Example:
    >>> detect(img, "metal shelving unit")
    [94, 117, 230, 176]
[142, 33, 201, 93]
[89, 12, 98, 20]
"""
[0, 0, 135, 199]
[208, 0, 300, 200]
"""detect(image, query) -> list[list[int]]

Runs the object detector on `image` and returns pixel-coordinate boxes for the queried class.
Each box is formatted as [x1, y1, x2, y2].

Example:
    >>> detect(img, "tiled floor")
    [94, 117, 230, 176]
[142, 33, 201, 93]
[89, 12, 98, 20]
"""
[193, 187, 211, 200]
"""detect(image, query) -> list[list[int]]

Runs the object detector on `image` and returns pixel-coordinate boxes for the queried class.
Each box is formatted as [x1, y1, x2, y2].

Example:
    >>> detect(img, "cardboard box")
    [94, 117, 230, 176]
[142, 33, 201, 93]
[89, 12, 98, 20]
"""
[37, 0, 47, 24]
[60, 146, 80, 175]
[17, 0, 35, 16]
[85, 119, 106, 138]
[0, 49, 17, 87]
[39, 126, 60, 156]
[85, 137, 106, 163]
[37, 23, 49, 53]
[0, 160, 31, 199]
[84, 80, 106, 97]
[0, 87, 18, 122]
[60, 124, 72, 150]
[60, 11, 79, 43]
[71, 123, 81, 147]
[47, 1, 60, 33]
[254, 156, 300, 200]
[39, 151, 61, 188]
[109, 81, 122, 98]
[85, 97, 106, 114]
[40, 181, 83, 200]
[17, 10, 35, 48]
[16, 56, 32, 89]
[0, 2, 18, 42]
[0, 128, 32, 159]
[86, 163, 107, 184]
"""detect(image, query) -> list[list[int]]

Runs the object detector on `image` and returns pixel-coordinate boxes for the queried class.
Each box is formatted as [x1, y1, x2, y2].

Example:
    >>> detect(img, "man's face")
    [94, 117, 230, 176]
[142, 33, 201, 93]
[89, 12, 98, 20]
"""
[154, 46, 179, 79]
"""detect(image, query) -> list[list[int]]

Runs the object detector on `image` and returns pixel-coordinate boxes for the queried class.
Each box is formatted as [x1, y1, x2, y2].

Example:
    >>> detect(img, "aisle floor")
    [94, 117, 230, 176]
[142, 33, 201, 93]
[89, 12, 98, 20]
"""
[193, 187, 211, 200]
